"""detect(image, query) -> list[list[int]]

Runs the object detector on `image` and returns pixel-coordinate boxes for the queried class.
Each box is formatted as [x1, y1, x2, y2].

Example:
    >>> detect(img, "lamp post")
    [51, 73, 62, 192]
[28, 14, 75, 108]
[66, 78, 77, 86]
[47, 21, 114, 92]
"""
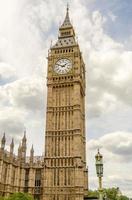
[95, 149, 103, 200]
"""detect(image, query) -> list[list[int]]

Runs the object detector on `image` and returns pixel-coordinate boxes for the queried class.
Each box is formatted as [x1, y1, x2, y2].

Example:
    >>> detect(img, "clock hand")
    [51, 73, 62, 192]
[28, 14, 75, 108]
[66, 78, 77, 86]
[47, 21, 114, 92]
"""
[56, 62, 68, 68]
[56, 63, 65, 67]
[61, 63, 67, 68]
[56, 64, 61, 67]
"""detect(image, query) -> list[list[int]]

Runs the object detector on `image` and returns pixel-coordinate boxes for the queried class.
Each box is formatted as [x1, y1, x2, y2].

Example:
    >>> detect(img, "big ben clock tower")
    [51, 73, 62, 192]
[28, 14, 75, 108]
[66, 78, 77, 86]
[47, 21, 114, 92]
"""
[43, 6, 88, 200]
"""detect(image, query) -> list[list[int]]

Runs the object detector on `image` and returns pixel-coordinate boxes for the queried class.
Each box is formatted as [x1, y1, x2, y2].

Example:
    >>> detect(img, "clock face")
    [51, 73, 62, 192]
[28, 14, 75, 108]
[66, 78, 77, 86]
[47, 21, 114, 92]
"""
[54, 58, 72, 74]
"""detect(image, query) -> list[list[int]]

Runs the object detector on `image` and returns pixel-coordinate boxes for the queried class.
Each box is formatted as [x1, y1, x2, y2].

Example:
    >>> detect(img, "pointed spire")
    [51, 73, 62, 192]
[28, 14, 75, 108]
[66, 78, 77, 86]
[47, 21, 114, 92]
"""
[18, 142, 21, 157]
[30, 144, 34, 154]
[67, 3, 69, 13]
[22, 130, 27, 144]
[11, 138, 14, 147]
[30, 144, 34, 163]
[18, 142, 21, 151]
[10, 138, 14, 154]
[24, 129, 26, 138]
[2, 132, 6, 141]
[1, 132, 6, 149]
[60, 4, 72, 29]
[21, 130, 27, 161]
[52, 4, 76, 49]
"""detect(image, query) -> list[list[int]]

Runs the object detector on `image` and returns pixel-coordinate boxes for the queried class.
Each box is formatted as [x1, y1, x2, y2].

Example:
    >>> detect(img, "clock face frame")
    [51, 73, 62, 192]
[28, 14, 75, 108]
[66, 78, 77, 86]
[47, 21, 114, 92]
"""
[54, 58, 72, 74]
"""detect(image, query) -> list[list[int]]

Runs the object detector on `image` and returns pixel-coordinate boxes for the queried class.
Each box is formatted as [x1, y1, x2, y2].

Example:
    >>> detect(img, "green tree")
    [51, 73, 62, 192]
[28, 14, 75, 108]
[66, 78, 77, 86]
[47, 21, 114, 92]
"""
[0, 197, 5, 200]
[87, 190, 98, 197]
[104, 187, 118, 200]
[103, 188, 129, 200]
[119, 195, 129, 200]
[86, 188, 130, 200]
[6, 193, 33, 200]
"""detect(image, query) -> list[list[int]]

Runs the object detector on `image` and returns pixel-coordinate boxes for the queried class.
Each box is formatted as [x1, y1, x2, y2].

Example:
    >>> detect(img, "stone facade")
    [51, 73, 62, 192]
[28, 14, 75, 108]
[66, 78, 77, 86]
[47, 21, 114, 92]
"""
[0, 6, 88, 200]
[43, 6, 88, 200]
[0, 133, 44, 199]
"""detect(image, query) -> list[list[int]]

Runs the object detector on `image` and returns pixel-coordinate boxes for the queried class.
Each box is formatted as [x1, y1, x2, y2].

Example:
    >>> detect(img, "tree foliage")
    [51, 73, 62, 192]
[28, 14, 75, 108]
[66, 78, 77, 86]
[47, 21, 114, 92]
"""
[87, 189, 98, 197]
[0, 193, 34, 200]
[0, 197, 5, 200]
[104, 187, 118, 199]
[104, 188, 129, 200]
[119, 195, 129, 200]
[87, 188, 129, 200]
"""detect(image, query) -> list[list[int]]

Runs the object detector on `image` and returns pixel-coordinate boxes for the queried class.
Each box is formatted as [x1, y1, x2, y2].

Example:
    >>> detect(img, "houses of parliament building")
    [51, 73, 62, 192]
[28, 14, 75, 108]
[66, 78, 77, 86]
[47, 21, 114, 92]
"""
[0, 6, 88, 200]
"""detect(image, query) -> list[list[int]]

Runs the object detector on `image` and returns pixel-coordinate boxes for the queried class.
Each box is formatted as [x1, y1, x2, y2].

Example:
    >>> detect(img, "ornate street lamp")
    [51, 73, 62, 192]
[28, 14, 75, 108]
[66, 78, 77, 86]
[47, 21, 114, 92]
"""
[95, 149, 103, 200]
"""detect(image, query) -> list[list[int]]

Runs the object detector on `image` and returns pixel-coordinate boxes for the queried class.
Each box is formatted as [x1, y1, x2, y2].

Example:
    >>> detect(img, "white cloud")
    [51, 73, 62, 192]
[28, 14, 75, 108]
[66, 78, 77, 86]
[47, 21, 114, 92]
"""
[89, 131, 132, 159]
[0, 76, 45, 111]
[108, 12, 117, 22]
[87, 50, 132, 117]
[7, 77, 45, 111]
[0, 107, 26, 140]
[0, 76, 45, 154]
[0, 62, 17, 84]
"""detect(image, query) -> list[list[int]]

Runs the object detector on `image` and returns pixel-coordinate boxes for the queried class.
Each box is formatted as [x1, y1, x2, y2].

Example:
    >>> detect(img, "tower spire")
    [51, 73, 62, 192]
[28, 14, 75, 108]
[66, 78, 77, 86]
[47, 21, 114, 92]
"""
[10, 138, 14, 154]
[30, 144, 34, 163]
[60, 3, 72, 29]
[67, 3, 69, 13]
[52, 5, 76, 50]
[1, 132, 6, 150]
[22, 130, 27, 144]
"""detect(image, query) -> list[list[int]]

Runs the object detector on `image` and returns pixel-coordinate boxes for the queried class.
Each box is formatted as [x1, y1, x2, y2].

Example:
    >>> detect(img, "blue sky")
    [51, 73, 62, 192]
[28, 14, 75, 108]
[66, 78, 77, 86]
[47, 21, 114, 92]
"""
[90, 0, 132, 47]
[0, 0, 132, 197]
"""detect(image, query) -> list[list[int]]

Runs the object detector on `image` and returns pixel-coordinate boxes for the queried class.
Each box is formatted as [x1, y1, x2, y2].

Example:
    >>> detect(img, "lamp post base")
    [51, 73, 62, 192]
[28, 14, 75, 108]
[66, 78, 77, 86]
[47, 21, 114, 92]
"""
[98, 189, 103, 200]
